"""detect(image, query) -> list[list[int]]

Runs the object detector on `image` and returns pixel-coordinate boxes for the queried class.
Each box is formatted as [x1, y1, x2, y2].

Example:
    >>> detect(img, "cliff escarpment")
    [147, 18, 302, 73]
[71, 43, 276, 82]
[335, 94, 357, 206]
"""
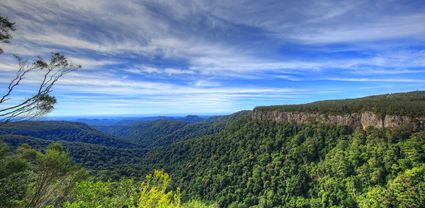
[252, 110, 425, 130]
[252, 91, 425, 130]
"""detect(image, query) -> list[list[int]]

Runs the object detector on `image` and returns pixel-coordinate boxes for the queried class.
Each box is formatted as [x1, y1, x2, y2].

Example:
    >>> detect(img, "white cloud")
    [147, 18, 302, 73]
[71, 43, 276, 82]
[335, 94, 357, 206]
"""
[194, 80, 220, 87]
[291, 14, 425, 44]
[1, 0, 425, 115]
[2, 0, 425, 76]
[326, 78, 425, 83]
[126, 66, 195, 76]
[67, 57, 120, 68]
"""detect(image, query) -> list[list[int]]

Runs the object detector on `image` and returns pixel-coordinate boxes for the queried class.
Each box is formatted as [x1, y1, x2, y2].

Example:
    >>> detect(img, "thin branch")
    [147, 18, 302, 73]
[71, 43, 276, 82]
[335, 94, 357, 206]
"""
[0, 53, 80, 123]
[0, 57, 36, 103]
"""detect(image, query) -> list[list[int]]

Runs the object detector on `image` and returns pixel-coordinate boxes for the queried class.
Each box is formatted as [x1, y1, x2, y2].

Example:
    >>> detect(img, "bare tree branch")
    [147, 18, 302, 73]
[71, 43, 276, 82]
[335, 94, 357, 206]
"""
[0, 53, 81, 123]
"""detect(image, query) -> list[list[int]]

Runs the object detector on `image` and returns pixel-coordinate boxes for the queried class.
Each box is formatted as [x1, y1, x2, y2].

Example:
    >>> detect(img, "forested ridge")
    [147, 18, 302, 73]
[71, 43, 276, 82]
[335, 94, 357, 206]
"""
[0, 121, 134, 148]
[92, 114, 234, 148]
[255, 91, 425, 117]
[0, 93, 424, 207]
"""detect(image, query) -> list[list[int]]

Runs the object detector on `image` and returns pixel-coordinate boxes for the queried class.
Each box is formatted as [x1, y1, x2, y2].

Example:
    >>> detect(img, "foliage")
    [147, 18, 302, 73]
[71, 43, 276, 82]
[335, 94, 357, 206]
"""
[0, 141, 85, 208]
[63, 169, 214, 208]
[0, 134, 147, 180]
[138, 169, 181, 208]
[1, 141, 215, 208]
[26, 142, 80, 207]
[63, 179, 137, 208]
[389, 165, 425, 208]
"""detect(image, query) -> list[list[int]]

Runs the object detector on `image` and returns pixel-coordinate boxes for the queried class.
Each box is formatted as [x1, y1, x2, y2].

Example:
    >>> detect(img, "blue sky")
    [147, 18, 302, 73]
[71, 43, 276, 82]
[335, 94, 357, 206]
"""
[0, 0, 425, 116]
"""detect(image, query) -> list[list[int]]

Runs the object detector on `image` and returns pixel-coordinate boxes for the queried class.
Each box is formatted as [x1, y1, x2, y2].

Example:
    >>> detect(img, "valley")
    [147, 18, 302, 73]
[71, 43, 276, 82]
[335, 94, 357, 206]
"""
[1, 91, 424, 207]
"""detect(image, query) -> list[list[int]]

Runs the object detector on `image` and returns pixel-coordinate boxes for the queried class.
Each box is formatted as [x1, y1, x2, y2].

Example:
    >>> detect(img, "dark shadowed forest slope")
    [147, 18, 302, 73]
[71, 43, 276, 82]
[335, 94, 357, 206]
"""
[0, 121, 148, 179]
[0, 134, 146, 179]
[94, 119, 190, 146]
[92, 114, 239, 148]
[0, 121, 133, 147]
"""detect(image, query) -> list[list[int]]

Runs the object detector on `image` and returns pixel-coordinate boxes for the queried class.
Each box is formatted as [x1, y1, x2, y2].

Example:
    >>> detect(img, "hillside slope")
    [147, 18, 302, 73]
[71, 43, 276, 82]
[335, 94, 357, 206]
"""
[0, 134, 146, 180]
[0, 121, 133, 148]
[92, 114, 238, 148]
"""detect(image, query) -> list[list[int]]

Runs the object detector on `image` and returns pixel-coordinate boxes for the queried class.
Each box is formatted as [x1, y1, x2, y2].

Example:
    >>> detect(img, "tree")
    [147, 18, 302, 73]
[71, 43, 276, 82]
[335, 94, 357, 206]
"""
[357, 186, 392, 208]
[63, 179, 137, 208]
[62, 169, 215, 208]
[0, 16, 80, 122]
[389, 165, 425, 208]
[26, 142, 82, 208]
[138, 169, 181, 208]
[0, 141, 32, 208]
[0, 53, 80, 122]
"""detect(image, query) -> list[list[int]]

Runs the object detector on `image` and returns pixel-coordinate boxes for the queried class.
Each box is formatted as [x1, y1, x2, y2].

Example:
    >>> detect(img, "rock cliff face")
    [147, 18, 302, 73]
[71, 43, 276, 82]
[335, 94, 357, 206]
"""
[252, 109, 425, 130]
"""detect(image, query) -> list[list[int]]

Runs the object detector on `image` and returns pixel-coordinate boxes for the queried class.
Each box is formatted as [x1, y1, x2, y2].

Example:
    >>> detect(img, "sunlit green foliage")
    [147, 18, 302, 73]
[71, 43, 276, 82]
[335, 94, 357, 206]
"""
[63, 179, 137, 208]
[138, 169, 181, 208]
[63, 169, 214, 208]
[389, 165, 425, 208]
[0, 141, 85, 208]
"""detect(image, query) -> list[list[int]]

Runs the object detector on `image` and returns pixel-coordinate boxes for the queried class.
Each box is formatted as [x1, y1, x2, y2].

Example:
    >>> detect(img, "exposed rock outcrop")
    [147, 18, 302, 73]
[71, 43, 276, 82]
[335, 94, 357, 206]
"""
[252, 109, 425, 130]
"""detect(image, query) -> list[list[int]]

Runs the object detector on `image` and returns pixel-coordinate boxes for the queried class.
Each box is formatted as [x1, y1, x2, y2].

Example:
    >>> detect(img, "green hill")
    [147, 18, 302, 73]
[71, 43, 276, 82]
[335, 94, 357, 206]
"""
[0, 121, 133, 148]
[92, 114, 237, 148]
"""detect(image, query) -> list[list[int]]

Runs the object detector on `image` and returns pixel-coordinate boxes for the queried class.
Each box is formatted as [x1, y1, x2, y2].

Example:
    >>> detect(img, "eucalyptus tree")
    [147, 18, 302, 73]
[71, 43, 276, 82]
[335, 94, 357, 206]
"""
[0, 16, 80, 122]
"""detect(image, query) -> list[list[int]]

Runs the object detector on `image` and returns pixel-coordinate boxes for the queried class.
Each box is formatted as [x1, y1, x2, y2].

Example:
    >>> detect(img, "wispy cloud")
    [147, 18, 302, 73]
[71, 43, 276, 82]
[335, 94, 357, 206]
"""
[0, 0, 424, 115]
[325, 78, 425, 83]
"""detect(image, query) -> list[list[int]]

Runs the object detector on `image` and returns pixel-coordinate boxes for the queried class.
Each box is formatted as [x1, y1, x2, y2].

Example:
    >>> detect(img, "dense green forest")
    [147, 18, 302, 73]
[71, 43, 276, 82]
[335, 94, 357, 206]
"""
[141, 113, 425, 207]
[1, 93, 425, 207]
[0, 141, 214, 207]
[255, 91, 425, 117]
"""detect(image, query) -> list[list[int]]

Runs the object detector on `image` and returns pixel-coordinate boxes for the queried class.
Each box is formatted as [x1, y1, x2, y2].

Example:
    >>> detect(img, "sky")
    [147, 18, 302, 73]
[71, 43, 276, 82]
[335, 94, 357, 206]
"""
[0, 0, 425, 117]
